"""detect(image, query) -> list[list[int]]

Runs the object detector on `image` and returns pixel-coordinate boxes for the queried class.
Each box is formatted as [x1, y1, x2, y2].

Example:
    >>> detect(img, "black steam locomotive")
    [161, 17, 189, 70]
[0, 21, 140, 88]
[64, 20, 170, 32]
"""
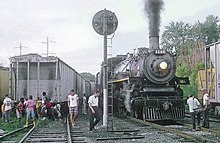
[97, 36, 189, 121]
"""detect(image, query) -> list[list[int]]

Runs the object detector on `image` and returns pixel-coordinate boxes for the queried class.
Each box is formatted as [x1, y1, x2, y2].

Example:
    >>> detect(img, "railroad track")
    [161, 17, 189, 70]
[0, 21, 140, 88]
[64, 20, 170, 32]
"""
[70, 126, 87, 143]
[0, 124, 33, 142]
[19, 118, 71, 143]
[185, 112, 220, 123]
[125, 115, 220, 143]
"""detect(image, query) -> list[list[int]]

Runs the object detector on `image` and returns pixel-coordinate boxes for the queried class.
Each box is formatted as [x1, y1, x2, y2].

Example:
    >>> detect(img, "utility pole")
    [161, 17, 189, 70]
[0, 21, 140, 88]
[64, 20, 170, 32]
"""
[42, 37, 56, 57]
[15, 43, 28, 56]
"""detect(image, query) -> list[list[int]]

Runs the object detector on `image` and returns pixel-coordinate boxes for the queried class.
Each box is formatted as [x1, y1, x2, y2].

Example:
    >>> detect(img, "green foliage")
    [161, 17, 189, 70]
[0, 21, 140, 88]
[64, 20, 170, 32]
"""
[161, 15, 220, 97]
[161, 21, 192, 54]
[176, 62, 191, 77]
[196, 15, 220, 44]
[80, 72, 95, 82]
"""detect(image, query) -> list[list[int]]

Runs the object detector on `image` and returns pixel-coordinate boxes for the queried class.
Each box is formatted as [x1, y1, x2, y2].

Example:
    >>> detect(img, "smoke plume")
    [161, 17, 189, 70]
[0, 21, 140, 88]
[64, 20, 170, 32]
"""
[144, 0, 164, 36]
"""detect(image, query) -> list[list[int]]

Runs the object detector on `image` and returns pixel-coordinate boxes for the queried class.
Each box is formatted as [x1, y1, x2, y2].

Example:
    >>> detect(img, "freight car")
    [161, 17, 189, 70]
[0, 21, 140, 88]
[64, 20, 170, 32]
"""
[0, 67, 10, 102]
[97, 36, 189, 121]
[9, 54, 94, 102]
[198, 41, 220, 116]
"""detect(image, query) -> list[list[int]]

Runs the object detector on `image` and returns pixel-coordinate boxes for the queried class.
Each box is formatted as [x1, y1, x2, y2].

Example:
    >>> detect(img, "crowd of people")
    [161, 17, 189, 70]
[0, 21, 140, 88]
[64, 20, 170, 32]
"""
[1, 91, 59, 127]
[0, 88, 211, 131]
[1, 89, 102, 131]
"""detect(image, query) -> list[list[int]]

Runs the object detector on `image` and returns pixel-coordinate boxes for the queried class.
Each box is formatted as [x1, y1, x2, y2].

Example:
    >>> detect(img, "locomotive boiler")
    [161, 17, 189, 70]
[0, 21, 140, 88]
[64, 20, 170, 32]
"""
[98, 36, 189, 121]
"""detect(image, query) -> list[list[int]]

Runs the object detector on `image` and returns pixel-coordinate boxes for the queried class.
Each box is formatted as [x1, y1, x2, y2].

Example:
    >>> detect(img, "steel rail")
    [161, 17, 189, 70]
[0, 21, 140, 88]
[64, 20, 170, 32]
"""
[18, 120, 44, 143]
[185, 112, 220, 123]
[19, 125, 35, 143]
[66, 116, 72, 143]
[0, 124, 32, 140]
[179, 122, 220, 137]
[126, 116, 219, 143]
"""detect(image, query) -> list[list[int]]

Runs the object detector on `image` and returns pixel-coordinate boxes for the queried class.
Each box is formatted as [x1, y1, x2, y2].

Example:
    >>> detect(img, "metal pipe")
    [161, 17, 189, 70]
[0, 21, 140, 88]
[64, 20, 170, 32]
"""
[103, 9, 108, 127]
[205, 47, 208, 91]
[9, 63, 12, 99]
[149, 36, 159, 50]
[55, 60, 59, 102]
[27, 61, 30, 97]
[37, 61, 40, 97]
[16, 62, 19, 100]
[210, 46, 212, 97]
[214, 43, 218, 100]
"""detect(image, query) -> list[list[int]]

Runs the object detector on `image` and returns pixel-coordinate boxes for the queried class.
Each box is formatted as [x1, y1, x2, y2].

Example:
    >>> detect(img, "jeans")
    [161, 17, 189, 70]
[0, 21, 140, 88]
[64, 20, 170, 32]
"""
[5, 109, 10, 122]
[202, 107, 210, 128]
[89, 106, 100, 130]
[190, 112, 201, 129]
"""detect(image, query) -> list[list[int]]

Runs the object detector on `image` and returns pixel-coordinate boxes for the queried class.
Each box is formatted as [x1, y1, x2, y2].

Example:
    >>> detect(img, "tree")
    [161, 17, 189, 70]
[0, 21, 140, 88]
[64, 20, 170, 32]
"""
[201, 15, 220, 44]
[80, 72, 95, 82]
[161, 21, 191, 55]
[192, 15, 220, 44]
[161, 15, 220, 97]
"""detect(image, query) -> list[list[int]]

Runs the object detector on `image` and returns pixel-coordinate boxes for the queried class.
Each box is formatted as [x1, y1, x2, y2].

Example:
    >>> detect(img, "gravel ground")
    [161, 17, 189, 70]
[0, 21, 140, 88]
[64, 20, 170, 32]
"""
[73, 112, 196, 143]
[183, 116, 220, 132]
[33, 110, 220, 143]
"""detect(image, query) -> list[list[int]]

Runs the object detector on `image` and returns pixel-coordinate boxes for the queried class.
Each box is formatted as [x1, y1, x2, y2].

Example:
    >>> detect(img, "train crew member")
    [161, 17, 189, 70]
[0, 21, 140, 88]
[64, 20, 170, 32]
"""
[1, 103, 5, 121]
[68, 89, 79, 127]
[187, 93, 201, 131]
[3, 94, 12, 122]
[88, 90, 101, 131]
[25, 95, 35, 127]
[202, 89, 210, 128]
[16, 97, 24, 123]
[82, 93, 87, 114]
[35, 97, 42, 118]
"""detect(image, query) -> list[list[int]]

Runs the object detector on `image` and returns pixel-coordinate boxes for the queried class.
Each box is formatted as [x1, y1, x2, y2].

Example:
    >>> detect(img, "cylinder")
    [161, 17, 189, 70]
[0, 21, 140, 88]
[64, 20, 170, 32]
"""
[149, 36, 159, 50]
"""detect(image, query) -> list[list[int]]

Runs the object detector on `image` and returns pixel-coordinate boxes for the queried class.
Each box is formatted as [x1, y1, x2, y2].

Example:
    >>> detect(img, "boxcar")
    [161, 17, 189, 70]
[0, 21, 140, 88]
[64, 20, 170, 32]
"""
[9, 54, 93, 102]
[0, 67, 9, 101]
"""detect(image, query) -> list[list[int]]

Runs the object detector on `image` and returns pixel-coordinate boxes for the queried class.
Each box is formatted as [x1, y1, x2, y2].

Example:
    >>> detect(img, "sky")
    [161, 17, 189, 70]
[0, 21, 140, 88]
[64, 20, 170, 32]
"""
[0, 0, 220, 75]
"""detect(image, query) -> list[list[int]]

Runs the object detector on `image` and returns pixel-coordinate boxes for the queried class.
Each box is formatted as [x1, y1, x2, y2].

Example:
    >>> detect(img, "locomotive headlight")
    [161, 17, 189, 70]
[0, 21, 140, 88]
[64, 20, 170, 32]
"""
[159, 61, 168, 70]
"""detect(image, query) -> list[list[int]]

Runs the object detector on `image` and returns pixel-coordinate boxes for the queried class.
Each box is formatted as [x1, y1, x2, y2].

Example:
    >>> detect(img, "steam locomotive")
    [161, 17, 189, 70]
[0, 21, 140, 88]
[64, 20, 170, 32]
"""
[97, 36, 189, 121]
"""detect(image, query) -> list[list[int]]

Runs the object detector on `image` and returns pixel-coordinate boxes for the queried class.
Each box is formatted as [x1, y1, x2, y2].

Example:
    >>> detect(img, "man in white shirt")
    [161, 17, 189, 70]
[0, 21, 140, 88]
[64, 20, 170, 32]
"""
[88, 91, 100, 131]
[3, 94, 12, 122]
[187, 93, 201, 130]
[68, 89, 79, 127]
[202, 89, 210, 128]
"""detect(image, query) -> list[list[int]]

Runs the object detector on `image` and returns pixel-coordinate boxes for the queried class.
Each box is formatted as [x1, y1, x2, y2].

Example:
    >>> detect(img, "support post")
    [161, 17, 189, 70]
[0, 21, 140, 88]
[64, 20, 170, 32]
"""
[16, 62, 19, 100]
[103, 9, 108, 127]
[9, 63, 12, 99]
[27, 60, 30, 97]
[37, 61, 40, 97]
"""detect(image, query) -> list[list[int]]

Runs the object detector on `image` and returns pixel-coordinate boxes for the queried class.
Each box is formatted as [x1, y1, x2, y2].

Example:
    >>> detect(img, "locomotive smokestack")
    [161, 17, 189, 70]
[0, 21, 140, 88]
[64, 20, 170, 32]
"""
[149, 36, 159, 49]
[144, 0, 164, 49]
